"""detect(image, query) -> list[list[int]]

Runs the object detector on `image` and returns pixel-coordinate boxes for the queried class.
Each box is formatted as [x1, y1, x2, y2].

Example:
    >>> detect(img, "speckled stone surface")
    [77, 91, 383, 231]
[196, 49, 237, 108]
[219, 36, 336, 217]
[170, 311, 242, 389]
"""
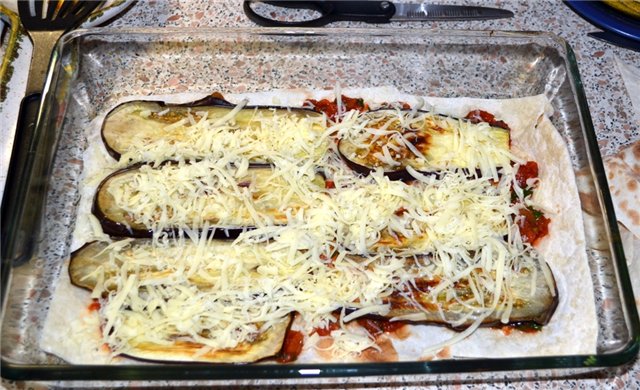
[2, 0, 639, 388]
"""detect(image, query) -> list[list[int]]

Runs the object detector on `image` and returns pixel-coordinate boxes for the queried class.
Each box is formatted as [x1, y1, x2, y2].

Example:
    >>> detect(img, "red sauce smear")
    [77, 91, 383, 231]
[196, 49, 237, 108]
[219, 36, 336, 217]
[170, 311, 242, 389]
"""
[518, 206, 550, 246]
[515, 161, 539, 189]
[394, 207, 408, 216]
[312, 320, 341, 337]
[511, 161, 550, 245]
[465, 109, 510, 130]
[501, 325, 514, 336]
[325, 179, 335, 189]
[356, 318, 406, 338]
[500, 322, 543, 335]
[276, 329, 304, 363]
[87, 299, 100, 312]
[305, 95, 368, 121]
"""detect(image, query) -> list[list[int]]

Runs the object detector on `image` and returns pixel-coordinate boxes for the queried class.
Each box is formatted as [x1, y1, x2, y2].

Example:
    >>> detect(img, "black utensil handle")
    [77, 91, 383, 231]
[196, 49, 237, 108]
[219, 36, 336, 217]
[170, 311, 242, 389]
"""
[243, 1, 396, 27]
[1, 93, 44, 269]
[327, 1, 396, 22]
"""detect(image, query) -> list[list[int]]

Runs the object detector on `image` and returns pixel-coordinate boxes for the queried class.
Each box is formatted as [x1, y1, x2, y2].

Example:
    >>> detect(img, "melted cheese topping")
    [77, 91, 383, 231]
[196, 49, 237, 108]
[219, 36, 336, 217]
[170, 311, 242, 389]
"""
[89, 104, 551, 360]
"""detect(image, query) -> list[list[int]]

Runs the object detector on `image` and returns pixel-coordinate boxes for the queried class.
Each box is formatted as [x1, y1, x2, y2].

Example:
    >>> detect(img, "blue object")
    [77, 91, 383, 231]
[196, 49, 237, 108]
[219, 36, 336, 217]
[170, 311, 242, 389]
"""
[565, 1, 640, 42]
[588, 31, 640, 52]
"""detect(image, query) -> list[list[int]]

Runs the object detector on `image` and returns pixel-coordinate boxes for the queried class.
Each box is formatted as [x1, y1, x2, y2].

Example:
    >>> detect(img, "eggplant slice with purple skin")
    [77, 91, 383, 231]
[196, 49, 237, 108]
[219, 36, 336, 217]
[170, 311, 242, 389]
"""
[71, 239, 557, 342]
[93, 163, 326, 238]
[337, 109, 512, 181]
[101, 95, 328, 162]
[343, 252, 558, 330]
[69, 239, 293, 363]
[381, 260, 558, 330]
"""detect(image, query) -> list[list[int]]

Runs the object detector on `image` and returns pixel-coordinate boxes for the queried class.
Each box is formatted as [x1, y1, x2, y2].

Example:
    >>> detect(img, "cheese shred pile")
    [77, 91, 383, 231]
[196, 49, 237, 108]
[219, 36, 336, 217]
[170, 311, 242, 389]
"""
[88, 99, 553, 360]
[108, 104, 330, 166]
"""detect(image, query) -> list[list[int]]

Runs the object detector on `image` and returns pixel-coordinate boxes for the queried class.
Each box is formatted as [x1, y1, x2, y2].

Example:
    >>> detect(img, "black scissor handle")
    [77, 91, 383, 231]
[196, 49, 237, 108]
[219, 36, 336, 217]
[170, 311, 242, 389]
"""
[243, 1, 396, 27]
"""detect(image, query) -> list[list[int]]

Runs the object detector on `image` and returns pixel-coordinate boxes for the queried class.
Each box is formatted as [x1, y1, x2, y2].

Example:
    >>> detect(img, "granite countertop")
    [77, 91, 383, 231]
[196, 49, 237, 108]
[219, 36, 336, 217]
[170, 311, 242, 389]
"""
[2, 0, 639, 388]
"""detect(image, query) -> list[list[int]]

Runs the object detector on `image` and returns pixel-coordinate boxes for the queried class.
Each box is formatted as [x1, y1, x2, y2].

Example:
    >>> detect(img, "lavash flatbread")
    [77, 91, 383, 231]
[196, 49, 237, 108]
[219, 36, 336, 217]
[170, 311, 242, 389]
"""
[606, 142, 640, 239]
[40, 87, 597, 364]
[577, 139, 640, 313]
[578, 140, 640, 241]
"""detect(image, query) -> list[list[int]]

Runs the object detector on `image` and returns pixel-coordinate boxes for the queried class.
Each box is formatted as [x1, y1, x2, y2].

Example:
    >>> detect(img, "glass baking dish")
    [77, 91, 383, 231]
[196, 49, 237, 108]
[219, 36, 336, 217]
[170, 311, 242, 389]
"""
[1, 28, 638, 382]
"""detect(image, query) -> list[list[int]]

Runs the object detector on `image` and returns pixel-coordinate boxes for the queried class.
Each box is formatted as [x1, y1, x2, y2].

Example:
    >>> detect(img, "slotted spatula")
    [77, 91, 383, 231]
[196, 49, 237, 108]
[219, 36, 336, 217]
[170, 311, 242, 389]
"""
[18, 0, 102, 96]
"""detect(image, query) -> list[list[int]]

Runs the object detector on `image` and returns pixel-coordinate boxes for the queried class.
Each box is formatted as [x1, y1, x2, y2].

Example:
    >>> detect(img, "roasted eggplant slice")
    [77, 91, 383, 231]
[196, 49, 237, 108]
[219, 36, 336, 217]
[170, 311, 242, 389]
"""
[121, 316, 292, 363]
[101, 98, 328, 162]
[338, 109, 512, 180]
[93, 163, 325, 238]
[345, 252, 557, 329]
[70, 239, 264, 291]
[384, 261, 557, 329]
[69, 240, 292, 363]
[70, 240, 262, 292]
[72, 238, 557, 347]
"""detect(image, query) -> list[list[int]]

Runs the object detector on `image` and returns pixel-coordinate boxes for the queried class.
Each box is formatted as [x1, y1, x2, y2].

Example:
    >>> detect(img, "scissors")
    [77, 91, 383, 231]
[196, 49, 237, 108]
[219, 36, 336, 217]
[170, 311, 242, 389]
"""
[243, 1, 514, 27]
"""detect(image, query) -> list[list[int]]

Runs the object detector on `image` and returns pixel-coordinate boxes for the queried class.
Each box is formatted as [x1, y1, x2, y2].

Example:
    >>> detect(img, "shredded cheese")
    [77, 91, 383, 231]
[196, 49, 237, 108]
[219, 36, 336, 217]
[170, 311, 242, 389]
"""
[106, 103, 329, 166]
[338, 110, 514, 179]
[88, 99, 553, 361]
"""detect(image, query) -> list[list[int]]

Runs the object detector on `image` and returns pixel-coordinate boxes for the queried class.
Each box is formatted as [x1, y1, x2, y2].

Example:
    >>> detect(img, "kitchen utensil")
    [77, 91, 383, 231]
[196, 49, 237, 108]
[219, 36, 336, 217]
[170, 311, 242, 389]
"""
[1, 1, 135, 209]
[243, 1, 513, 27]
[0, 4, 21, 100]
[1, 0, 101, 272]
[18, 0, 101, 96]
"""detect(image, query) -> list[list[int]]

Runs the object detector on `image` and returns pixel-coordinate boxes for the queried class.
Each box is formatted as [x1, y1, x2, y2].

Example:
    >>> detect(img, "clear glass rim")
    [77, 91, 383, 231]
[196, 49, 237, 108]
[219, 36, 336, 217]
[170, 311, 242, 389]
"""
[2, 27, 638, 381]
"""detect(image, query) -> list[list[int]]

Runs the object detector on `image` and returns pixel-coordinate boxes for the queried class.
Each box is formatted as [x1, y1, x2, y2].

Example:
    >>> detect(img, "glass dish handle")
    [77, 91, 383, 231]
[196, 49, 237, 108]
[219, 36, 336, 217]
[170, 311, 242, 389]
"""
[1, 93, 45, 271]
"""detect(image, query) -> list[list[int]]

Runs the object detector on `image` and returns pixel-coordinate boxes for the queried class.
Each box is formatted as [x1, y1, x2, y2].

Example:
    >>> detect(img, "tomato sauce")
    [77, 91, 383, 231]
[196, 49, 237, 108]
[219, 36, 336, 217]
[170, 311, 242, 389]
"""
[356, 318, 407, 338]
[465, 109, 511, 130]
[358, 337, 399, 362]
[518, 206, 550, 245]
[276, 329, 304, 363]
[305, 95, 368, 121]
[394, 207, 408, 216]
[515, 161, 539, 189]
[312, 321, 341, 337]
[509, 160, 550, 245]
[500, 322, 542, 335]
[87, 299, 101, 312]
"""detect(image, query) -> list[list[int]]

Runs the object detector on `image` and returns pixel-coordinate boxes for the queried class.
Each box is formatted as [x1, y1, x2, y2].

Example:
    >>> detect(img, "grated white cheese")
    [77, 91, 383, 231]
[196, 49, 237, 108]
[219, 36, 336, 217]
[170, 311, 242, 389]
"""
[107, 102, 330, 166]
[337, 110, 514, 179]
[87, 100, 552, 360]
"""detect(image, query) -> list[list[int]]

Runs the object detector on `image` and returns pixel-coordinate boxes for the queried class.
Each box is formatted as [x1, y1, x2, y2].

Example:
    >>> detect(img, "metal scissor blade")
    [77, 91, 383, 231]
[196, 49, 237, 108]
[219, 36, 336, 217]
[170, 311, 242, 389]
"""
[392, 3, 514, 21]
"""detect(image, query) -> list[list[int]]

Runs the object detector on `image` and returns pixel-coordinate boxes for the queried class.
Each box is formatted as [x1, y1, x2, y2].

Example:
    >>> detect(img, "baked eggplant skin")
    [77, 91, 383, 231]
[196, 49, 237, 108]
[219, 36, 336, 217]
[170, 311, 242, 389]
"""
[337, 109, 511, 181]
[92, 163, 171, 238]
[340, 252, 558, 330]
[92, 163, 325, 238]
[101, 95, 324, 161]
[384, 265, 558, 330]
